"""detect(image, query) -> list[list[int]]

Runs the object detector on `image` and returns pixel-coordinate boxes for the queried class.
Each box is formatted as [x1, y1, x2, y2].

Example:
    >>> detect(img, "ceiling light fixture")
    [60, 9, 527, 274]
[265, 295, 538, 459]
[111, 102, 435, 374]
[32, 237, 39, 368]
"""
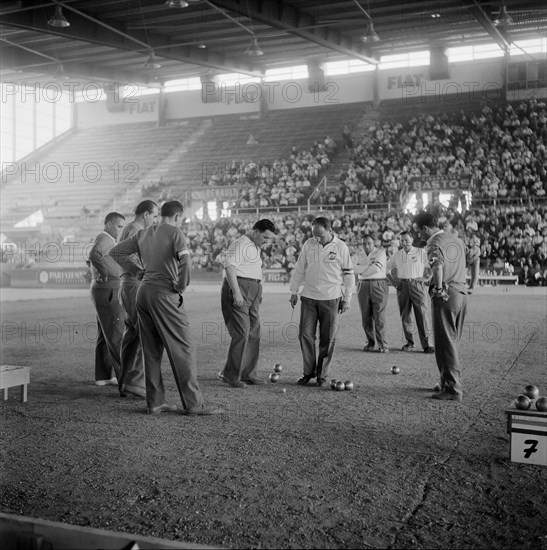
[245, 34, 264, 56]
[493, 2, 514, 27]
[362, 21, 380, 43]
[352, 0, 381, 43]
[143, 50, 162, 69]
[48, 4, 71, 28]
[165, 0, 189, 7]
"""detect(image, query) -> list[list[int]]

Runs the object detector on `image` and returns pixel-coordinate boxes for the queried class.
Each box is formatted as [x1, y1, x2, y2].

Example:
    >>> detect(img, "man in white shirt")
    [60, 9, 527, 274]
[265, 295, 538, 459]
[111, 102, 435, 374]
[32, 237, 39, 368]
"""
[353, 234, 389, 352]
[289, 217, 355, 386]
[221, 219, 277, 388]
[386, 231, 434, 353]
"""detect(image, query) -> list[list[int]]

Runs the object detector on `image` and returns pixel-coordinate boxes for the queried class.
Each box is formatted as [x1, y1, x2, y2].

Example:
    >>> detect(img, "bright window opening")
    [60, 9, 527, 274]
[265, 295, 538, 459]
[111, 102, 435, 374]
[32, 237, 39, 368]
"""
[448, 43, 504, 63]
[324, 59, 376, 76]
[379, 50, 430, 70]
[264, 65, 308, 82]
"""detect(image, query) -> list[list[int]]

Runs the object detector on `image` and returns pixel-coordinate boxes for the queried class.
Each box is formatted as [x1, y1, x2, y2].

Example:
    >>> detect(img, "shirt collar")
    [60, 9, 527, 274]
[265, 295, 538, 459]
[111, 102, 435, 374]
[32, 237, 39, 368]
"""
[101, 231, 116, 243]
[426, 229, 443, 245]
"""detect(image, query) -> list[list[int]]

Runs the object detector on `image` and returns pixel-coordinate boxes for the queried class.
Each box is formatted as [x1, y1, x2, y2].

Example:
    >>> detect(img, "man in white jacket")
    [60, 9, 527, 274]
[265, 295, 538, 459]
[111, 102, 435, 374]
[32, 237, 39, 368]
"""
[289, 217, 355, 386]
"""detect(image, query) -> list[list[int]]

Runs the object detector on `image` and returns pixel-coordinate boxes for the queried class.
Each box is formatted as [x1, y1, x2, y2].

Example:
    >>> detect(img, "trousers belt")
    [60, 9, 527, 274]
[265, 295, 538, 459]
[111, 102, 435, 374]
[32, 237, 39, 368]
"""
[358, 278, 387, 281]
[400, 278, 423, 281]
[237, 276, 261, 283]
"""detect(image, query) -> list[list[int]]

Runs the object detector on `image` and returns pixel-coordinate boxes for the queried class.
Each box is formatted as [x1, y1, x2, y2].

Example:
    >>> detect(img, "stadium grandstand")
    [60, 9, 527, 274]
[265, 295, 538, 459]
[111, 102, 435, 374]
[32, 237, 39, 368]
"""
[1, 0, 546, 289]
[1, 2, 547, 548]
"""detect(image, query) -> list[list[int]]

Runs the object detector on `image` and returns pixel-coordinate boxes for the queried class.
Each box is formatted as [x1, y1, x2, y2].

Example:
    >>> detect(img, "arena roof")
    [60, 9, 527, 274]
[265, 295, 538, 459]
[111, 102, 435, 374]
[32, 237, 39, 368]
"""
[1, 1, 546, 88]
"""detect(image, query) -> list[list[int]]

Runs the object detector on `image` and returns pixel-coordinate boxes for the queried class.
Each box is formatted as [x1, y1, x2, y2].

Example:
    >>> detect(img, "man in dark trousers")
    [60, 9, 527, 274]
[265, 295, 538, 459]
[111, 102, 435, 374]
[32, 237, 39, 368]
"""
[117, 200, 159, 399]
[220, 219, 277, 388]
[109, 201, 222, 416]
[289, 217, 355, 386]
[412, 212, 476, 402]
[88, 211, 126, 386]
[386, 231, 434, 353]
[353, 234, 389, 353]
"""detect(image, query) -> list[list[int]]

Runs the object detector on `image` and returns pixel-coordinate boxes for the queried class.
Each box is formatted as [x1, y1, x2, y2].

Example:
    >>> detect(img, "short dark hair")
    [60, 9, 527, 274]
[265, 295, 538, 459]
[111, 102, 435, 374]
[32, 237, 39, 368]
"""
[135, 200, 157, 216]
[252, 219, 276, 233]
[362, 233, 373, 242]
[400, 231, 411, 238]
[161, 200, 184, 218]
[312, 217, 331, 230]
[104, 212, 125, 225]
[412, 212, 438, 229]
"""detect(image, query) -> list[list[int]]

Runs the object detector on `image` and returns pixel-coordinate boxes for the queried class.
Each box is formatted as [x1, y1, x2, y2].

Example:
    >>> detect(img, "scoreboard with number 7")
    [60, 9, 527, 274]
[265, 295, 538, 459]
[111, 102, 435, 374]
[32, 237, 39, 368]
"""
[505, 409, 547, 466]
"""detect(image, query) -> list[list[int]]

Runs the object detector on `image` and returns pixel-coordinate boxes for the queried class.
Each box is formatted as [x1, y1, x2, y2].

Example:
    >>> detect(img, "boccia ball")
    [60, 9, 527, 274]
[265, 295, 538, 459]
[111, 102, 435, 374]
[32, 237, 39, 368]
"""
[391, 366, 400, 375]
[335, 381, 345, 391]
[536, 396, 547, 412]
[269, 373, 280, 383]
[523, 384, 540, 400]
[273, 363, 283, 373]
[344, 381, 354, 391]
[515, 395, 531, 410]
[330, 379, 337, 390]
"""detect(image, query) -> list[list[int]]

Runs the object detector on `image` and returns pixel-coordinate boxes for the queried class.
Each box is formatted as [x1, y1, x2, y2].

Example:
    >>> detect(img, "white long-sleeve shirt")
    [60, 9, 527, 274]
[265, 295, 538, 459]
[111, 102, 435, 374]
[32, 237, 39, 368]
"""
[352, 247, 387, 280]
[289, 235, 355, 301]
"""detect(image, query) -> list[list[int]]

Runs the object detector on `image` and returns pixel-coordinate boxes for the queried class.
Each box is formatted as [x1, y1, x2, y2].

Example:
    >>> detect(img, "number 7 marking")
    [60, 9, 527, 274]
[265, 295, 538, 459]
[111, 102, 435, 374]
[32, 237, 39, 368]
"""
[523, 439, 538, 459]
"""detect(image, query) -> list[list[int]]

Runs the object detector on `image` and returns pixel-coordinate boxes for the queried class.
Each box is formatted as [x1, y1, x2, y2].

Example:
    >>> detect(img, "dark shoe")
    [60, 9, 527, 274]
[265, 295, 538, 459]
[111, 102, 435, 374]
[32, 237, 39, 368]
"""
[431, 391, 462, 402]
[316, 378, 327, 387]
[185, 405, 224, 415]
[148, 403, 178, 415]
[243, 378, 266, 385]
[120, 385, 146, 398]
[363, 344, 375, 352]
[297, 374, 314, 385]
[222, 379, 247, 388]
[379, 347, 389, 353]
[423, 347, 435, 354]
[432, 383, 442, 392]
[401, 343, 414, 352]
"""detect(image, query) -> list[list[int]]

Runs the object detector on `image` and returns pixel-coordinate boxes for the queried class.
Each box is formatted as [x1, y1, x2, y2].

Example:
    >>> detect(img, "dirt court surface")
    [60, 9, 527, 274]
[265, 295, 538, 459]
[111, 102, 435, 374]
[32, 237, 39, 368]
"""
[1, 285, 546, 549]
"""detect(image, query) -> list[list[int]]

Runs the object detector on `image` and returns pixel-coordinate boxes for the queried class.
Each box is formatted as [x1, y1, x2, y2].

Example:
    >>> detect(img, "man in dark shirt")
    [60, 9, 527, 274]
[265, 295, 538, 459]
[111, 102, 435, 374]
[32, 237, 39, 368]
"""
[109, 201, 222, 416]
[413, 212, 477, 402]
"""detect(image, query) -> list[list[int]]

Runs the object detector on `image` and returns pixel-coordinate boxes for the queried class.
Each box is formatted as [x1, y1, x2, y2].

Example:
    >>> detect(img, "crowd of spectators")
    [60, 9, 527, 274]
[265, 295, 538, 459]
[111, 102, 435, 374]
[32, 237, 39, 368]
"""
[326, 98, 546, 209]
[184, 200, 547, 287]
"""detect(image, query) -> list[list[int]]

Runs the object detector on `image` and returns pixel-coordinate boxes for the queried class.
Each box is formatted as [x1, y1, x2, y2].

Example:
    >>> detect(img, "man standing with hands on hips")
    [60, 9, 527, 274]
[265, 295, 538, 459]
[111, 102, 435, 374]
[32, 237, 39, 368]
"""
[387, 231, 435, 353]
[412, 212, 474, 402]
[289, 217, 355, 387]
[221, 219, 277, 388]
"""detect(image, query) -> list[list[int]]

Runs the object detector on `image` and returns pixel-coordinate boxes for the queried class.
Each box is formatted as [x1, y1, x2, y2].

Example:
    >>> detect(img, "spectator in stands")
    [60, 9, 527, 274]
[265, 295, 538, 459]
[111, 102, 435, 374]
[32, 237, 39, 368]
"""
[88, 212, 126, 387]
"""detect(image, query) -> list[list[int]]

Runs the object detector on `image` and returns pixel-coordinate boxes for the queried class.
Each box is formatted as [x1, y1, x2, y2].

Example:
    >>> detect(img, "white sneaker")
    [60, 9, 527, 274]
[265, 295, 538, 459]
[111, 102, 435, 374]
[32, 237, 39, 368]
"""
[95, 377, 118, 386]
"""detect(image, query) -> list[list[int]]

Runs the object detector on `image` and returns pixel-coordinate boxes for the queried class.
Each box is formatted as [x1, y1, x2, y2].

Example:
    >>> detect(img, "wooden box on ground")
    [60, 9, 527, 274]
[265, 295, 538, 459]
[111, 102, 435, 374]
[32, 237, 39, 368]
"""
[0, 365, 30, 402]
